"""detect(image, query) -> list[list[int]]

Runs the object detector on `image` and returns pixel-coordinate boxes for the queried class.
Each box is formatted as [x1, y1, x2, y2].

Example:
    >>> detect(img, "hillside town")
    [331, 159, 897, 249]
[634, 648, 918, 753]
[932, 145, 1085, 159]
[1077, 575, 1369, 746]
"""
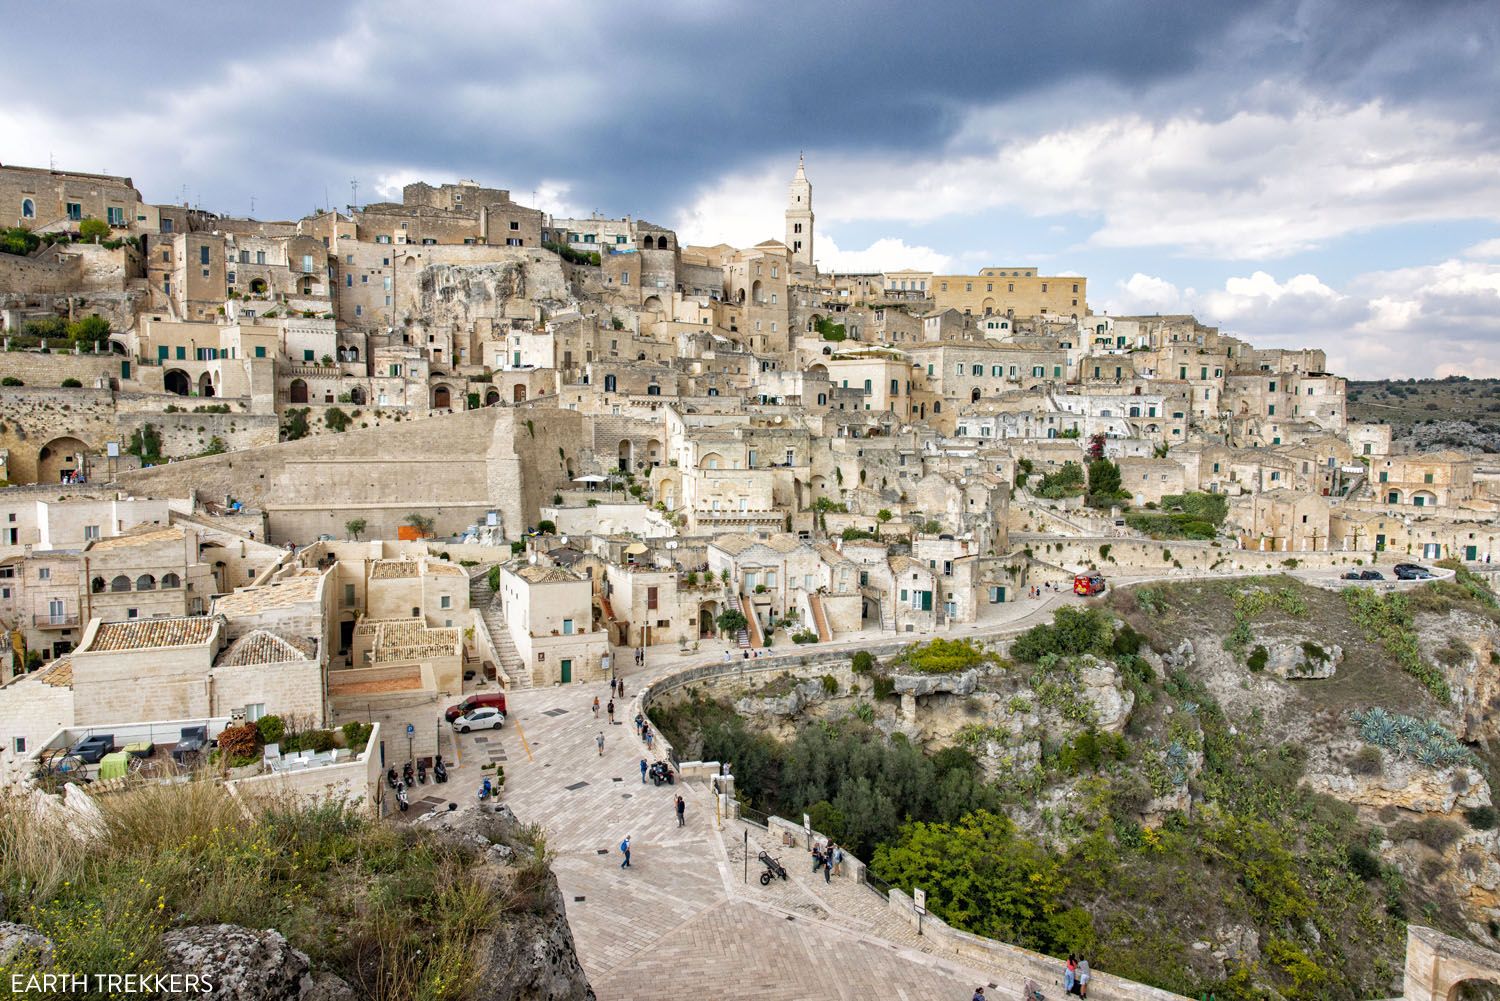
[2, 156, 1499, 1001]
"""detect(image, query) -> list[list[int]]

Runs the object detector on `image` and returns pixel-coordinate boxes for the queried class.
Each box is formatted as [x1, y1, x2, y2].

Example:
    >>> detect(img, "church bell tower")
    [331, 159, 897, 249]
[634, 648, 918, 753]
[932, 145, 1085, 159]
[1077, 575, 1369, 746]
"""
[785, 154, 814, 267]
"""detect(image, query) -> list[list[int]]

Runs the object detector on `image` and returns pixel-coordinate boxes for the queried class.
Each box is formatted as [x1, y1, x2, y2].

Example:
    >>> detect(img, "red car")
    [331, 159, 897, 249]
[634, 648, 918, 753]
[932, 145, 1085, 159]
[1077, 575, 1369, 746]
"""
[444, 692, 508, 723]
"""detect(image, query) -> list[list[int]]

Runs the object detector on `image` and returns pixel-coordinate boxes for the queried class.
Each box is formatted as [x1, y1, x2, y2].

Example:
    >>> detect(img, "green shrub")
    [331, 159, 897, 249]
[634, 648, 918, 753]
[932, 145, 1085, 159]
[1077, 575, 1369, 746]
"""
[820, 674, 839, 695]
[1346, 844, 1382, 881]
[1010, 607, 1114, 662]
[256, 715, 286, 745]
[898, 637, 996, 674]
[1, 377, 23, 387]
[872, 674, 895, 700]
[791, 629, 818, 644]
[1247, 645, 1269, 672]
[340, 721, 374, 752]
[60, 378, 82, 388]
[1464, 805, 1497, 830]
[851, 650, 875, 675]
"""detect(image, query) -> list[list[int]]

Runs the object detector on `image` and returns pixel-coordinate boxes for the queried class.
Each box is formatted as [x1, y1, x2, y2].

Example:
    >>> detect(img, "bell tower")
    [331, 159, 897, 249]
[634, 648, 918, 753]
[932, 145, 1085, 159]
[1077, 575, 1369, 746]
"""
[785, 154, 814, 267]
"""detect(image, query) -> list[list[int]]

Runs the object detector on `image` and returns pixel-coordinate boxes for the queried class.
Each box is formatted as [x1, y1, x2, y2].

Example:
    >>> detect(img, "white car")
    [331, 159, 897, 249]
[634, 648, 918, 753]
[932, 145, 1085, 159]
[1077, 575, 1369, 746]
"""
[452, 707, 505, 733]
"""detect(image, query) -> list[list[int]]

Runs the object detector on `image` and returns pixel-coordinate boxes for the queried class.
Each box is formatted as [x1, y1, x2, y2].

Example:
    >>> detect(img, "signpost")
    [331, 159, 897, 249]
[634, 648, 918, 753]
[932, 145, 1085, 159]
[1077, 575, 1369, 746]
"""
[914, 887, 927, 936]
[406, 722, 414, 765]
[803, 812, 812, 847]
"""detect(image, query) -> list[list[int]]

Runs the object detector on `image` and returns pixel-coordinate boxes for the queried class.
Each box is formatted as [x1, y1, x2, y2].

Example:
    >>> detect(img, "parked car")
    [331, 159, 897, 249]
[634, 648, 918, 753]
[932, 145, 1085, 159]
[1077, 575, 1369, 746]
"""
[444, 692, 509, 723]
[1393, 563, 1434, 580]
[1073, 573, 1107, 597]
[71, 734, 114, 764]
[1342, 569, 1385, 581]
[452, 707, 505, 733]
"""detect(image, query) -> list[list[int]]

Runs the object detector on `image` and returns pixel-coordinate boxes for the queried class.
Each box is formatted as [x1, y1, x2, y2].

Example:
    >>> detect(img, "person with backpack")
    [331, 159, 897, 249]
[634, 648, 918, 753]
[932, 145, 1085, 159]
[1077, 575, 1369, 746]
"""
[607, 699, 616, 723]
[640, 757, 649, 783]
[592, 695, 600, 719]
[619, 835, 631, 868]
[595, 731, 605, 756]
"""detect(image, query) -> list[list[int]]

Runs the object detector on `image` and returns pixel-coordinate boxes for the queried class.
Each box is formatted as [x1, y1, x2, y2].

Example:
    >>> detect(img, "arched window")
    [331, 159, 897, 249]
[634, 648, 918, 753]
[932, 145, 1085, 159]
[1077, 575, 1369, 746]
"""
[91, 576, 106, 594]
[110, 575, 131, 592]
[136, 574, 156, 591]
[161, 573, 181, 589]
[22, 198, 35, 219]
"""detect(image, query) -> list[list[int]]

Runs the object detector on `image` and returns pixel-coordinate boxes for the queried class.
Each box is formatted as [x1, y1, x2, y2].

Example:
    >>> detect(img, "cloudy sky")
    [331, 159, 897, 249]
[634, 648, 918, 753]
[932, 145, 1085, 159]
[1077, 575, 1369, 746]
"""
[3, 0, 1498, 378]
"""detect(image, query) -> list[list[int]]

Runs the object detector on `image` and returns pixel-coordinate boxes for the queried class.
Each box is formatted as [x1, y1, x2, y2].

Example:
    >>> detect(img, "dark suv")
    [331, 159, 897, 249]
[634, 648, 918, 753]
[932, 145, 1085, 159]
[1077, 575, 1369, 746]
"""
[1393, 563, 1434, 580]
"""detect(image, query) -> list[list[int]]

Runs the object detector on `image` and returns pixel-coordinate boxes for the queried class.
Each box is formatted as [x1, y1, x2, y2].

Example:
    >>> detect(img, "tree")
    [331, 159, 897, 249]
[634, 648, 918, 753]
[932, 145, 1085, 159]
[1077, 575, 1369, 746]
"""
[716, 608, 748, 636]
[1086, 457, 1124, 508]
[281, 408, 310, 442]
[65, 314, 110, 344]
[1087, 432, 1107, 461]
[876, 509, 893, 537]
[78, 217, 110, 242]
[871, 810, 1087, 954]
[344, 518, 367, 540]
[0, 227, 41, 257]
[536, 519, 556, 535]
[404, 513, 435, 538]
[1034, 462, 1085, 499]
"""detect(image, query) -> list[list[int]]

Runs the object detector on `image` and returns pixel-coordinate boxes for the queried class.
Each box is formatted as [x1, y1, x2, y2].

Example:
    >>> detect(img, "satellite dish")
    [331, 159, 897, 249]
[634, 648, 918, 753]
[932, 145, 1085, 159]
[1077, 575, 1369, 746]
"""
[528, 554, 538, 565]
[560, 536, 568, 545]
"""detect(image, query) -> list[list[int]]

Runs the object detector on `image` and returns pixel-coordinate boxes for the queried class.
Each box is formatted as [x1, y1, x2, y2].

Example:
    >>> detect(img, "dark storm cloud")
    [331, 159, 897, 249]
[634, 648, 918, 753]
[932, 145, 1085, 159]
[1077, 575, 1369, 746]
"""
[0, 0, 1494, 223]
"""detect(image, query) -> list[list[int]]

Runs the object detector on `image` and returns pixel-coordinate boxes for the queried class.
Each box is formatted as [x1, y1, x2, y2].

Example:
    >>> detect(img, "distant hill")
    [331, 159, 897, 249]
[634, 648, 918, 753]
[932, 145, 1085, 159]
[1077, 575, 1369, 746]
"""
[1347, 377, 1500, 453]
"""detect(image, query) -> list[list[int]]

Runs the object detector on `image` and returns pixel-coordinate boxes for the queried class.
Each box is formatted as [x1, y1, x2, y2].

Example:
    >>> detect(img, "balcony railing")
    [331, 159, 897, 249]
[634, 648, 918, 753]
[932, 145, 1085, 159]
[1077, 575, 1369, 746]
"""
[35, 612, 80, 629]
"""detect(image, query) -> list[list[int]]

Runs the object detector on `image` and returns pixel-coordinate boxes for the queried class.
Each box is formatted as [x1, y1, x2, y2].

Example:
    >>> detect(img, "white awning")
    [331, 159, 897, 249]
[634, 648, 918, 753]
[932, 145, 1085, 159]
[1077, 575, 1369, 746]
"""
[573, 475, 608, 483]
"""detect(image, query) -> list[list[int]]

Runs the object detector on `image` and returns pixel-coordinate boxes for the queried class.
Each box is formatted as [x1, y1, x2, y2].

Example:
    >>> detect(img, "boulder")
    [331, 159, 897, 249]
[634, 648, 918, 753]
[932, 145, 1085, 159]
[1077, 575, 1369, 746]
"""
[0, 922, 52, 967]
[158, 925, 320, 1001]
[890, 669, 979, 698]
[1304, 743, 1492, 815]
[1078, 656, 1135, 732]
[1262, 638, 1342, 679]
[1161, 638, 1195, 673]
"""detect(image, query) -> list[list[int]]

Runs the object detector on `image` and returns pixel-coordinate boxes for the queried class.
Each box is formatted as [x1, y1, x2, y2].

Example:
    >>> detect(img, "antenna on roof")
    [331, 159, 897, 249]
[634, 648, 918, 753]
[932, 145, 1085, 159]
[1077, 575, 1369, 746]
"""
[349, 178, 359, 210]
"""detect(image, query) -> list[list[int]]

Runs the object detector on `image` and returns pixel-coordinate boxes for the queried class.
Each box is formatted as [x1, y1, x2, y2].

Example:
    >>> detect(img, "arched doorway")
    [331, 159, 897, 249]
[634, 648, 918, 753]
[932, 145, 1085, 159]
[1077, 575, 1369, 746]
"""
[433, 385, 451, 409]
[656, 235, 668, 250]
[289, 379, 308, 404]
[249, 278, 268, 295]
[643, 295, 663, 312]
[164, 369, 191, 396]
[751, 279, 763, 304]
[37, 437, 90, 483]
[485, 389, 500, 406]
[198, 372, 215, 397]
[699, 600, 720, 638]
[513, 384, 527, 402]
[971, 387, 981, 403]
[349, 387, 366, 405]
[618, 439, 633, 472]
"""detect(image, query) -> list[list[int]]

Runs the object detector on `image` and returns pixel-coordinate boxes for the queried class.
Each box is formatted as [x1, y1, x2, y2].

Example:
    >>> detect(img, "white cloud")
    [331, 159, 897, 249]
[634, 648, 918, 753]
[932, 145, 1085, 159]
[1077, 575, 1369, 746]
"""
[1101, 261, 1500, 379]
[816, 234, 955, 274]
[677, 96, 1500, 260]
[1463, 238, 1500, 260]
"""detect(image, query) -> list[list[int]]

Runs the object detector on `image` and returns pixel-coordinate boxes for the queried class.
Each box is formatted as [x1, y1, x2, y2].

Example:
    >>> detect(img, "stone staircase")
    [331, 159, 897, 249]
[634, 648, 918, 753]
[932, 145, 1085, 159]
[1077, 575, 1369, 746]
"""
[468, 567, 529, 689]
[807, 592, 832, 642]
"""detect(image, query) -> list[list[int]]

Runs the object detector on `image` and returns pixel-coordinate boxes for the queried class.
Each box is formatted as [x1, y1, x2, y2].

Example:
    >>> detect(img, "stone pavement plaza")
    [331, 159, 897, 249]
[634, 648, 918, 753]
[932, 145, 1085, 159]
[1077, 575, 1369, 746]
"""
[462, 677, 1019, 1001]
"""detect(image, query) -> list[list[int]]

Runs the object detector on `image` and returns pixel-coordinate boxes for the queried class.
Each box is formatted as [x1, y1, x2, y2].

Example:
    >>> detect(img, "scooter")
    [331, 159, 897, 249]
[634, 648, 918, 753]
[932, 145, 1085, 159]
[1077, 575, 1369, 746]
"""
[433, 756, 448, 784]
[386, 767, 399, 790]
[478, 777, 493, 802]
[416, 758, 428, 784]
[396, 780, 410, 812]
[403, 761, 415, 787]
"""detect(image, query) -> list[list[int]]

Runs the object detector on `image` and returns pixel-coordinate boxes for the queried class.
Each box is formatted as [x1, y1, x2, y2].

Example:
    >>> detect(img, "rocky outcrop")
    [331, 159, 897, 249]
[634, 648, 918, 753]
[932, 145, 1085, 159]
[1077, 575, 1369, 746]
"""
[890, 669, 979, 698]
[1304, 741, 1492, 815]
[734, 678, 830, 719]
[0, 921, 52, 966]
[158, 925, 349, 1001]
[416, 804, 596, 1001]
[1263, 639, 1342, 679]
[1078, 656, 1135, 732]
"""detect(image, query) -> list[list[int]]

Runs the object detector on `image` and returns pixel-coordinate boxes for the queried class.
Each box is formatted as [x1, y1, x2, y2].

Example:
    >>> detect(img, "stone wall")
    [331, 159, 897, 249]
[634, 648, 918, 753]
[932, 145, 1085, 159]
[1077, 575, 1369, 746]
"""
[110, 406, 581, 544]
[0, 251, 81, 294]
[212, 660, 324, 721]
[0, 350, 132, 386]
[1026, 536, 1383, 575]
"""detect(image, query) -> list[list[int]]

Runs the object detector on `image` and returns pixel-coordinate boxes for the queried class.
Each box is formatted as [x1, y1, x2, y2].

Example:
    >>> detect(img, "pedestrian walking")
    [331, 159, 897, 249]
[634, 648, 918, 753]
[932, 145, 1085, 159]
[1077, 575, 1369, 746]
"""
[645, 728, 654, 750]
[823, 848, 832, 883]
[607, 699, 616, 723]
[618, 680, 626, 699]
[592, 695, 600, 719]
[1077, 956, 1091, 998]
[675, 794, 685, 827]
[634, 712, 644, 734]
[596, 731, 605, 756]
[972, 989, 985, 1001]
[832, 843, 844, 877]
[619, 835, 631, 868]
[640, 758, 648, 783]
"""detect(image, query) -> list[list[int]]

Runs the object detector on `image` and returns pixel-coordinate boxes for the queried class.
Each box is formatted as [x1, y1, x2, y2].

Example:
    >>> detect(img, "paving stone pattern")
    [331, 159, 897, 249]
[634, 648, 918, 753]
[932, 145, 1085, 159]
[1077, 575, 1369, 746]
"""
[474, 674, 1073, 1001]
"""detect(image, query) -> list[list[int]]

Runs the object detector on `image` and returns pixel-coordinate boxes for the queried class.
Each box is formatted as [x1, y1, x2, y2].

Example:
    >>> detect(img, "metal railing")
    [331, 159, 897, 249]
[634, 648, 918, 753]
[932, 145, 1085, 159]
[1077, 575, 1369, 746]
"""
[738, 803, 770, 829]
[34, 613, 80, 629]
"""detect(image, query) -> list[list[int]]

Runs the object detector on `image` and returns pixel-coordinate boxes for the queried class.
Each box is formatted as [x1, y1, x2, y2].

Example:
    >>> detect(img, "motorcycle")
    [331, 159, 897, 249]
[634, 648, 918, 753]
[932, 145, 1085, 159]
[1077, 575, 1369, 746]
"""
[403, 761, 415, 787]
[386, 767, 399, 790]
[478, 777, 493, 802]
[396, 780, 409, 813]
[416, 758, 428, 784]
[433, 756, 448, 784]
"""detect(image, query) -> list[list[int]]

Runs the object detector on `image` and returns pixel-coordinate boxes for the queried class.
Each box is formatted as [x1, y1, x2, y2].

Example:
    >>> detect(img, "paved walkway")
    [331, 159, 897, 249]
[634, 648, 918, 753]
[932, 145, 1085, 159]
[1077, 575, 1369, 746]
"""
[461, 680, 1013, 1001]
